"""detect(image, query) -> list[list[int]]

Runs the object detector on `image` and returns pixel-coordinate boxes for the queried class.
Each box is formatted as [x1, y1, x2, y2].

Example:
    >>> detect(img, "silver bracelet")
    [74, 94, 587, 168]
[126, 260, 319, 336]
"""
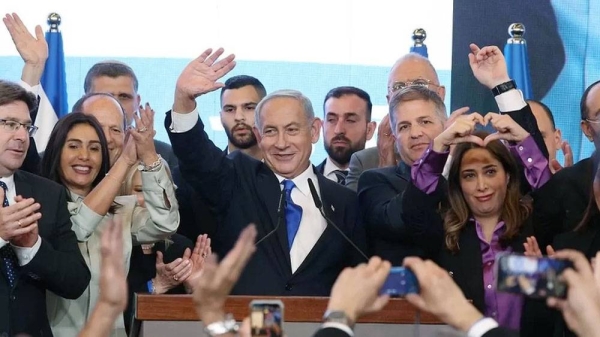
[204, 313, 239, 336]
[138, 155, 163, 172]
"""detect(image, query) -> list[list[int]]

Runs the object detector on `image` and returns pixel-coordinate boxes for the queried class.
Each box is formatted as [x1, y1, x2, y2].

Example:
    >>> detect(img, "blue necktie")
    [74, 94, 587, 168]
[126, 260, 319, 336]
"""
[0, 181, 17, 288]
[282, 180, 303, 250]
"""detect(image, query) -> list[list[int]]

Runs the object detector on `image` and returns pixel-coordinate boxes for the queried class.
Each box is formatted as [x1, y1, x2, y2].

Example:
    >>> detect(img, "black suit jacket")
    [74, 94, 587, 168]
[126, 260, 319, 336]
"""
[166, 113, 366, 296]
[154, 139, 179, 170]
[0, 170, 90, 337]
[401, 180, 554, 337]
[316, 159, 326, 175]
[533, 157, 592, 249]
[357, 162, 429, 265]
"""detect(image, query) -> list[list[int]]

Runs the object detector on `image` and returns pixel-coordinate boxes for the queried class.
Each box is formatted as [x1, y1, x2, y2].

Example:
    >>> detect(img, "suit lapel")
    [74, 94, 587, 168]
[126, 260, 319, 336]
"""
[255, 166, 292, 273]
[457, 224, 485, 309]
[292, 173, 338, 276]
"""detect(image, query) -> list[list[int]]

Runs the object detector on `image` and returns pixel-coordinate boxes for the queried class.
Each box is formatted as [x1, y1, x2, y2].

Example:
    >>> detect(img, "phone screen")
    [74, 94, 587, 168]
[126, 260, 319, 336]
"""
[379, 266, 419, 297]
[495, 253, 572, 298]
[250, 300, 284, 337]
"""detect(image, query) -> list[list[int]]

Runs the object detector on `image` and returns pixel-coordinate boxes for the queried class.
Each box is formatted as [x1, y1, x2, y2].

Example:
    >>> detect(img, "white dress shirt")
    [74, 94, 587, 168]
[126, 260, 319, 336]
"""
[323, 157, 348, 182]
[274, 166, 327, 273]
[0, 175, 42, 266]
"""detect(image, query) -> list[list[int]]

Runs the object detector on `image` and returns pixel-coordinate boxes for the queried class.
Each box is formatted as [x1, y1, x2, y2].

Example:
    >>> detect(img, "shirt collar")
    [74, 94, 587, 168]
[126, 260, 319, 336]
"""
[0, 174, 15, 192]
[323, 157, 346, 177]
[274, 163, 318, 198]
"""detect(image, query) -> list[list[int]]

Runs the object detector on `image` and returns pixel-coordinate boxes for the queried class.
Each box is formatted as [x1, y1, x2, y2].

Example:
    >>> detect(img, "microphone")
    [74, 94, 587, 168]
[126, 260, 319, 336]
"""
[255, 188, 286, 246]
[307, 178, 369, 262]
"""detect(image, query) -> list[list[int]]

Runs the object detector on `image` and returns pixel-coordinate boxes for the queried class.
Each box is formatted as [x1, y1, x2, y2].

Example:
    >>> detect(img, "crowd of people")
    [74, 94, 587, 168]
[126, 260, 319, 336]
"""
[2, 11, 600, 337]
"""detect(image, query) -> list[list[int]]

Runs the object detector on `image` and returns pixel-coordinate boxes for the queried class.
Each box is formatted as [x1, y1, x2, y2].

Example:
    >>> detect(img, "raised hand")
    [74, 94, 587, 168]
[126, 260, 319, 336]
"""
[183, 234, 212, 293]
[445, 106, 470, 129]
[3, 13, 48, 85]
[483, 112, 530, 144]
[326, 257, 391, 326]
[404, 257, 484, 332]
[129, 103, 159, 166]
[174, 48, 236, 113]
[433, 113, 485, 152]
[550, 140, 574, 173]
[523, 236, 555, 258]
[376, 115, 396, 167]
[153, 250, 192, 294]
[468, 44, 511, 89]
[547, 250, 600, 337]
[98, 218, 127, 312]
[192, 224, 256, 325]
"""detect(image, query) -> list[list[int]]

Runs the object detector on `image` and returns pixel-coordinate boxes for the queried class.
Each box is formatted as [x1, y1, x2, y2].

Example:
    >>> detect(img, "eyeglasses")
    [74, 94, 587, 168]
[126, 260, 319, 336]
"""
[586, 118, 600, 124]
[0, 119, 38, 137]
[388, 79, 442, 93]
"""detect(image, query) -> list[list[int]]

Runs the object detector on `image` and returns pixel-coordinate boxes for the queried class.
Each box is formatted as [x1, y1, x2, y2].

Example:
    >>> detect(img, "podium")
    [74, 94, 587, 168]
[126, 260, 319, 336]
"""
[133, 295, 446, 337]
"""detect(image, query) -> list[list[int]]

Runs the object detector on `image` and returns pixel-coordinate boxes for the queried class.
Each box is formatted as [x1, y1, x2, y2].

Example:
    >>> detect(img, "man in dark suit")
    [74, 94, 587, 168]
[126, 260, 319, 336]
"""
[359, 45, 549, 265]
[166, 48, 366, 296]
[0, 80, 90, 337]
[316, 87, 376, 184]
[176, 75, 267, 241]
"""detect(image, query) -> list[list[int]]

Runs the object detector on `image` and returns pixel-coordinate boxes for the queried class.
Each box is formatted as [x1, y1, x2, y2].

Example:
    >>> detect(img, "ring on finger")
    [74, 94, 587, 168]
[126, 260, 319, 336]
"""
[138, 126, 148, 133]
[173, 275, 179, 281]
[202, 253, 207, 258]
[17, 220, 22, 227]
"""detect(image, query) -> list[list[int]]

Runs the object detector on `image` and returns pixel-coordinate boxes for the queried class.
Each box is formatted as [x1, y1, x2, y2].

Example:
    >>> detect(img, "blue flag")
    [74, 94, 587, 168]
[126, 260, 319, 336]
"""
[410, 45, 428, 58]
[504, 36, 533, 99]
[40, 28, 68, 118]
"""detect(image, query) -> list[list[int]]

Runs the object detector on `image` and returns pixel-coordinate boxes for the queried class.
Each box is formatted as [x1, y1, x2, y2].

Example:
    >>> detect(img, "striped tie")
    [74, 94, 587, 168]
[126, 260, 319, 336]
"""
[0, 181, 18, 288]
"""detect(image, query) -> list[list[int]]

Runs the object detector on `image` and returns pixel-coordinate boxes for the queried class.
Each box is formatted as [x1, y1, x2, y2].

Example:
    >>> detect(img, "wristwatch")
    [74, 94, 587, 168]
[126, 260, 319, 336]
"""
[491, 79, 517, 96]
[204, 314, 239, 336]
[322, 310, 354, 329]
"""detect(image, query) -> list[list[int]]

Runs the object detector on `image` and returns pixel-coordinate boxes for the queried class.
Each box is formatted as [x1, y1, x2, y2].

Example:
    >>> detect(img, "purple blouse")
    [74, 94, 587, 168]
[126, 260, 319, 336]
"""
[410, 135, 551, 329]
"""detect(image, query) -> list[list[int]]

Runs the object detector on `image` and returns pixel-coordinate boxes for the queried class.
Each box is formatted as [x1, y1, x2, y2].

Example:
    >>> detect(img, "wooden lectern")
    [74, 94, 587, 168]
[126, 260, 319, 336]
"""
[132, 295, 444, 337]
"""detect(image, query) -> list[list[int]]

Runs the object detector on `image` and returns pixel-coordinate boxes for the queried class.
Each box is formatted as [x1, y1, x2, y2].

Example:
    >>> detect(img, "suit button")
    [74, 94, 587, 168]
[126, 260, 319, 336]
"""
[10, 295, 15, 300]
[285, 283, 293, 291]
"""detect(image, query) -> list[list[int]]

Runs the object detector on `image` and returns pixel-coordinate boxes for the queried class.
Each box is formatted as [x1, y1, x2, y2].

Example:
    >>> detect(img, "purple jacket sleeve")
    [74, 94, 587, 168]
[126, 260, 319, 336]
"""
[508, 135, 552, 189]
[411, 145, 450, 194]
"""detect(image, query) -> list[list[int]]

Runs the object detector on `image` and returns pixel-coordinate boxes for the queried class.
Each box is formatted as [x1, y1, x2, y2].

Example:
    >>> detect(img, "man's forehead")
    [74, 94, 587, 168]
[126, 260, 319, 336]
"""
[91, 76, 136, 91]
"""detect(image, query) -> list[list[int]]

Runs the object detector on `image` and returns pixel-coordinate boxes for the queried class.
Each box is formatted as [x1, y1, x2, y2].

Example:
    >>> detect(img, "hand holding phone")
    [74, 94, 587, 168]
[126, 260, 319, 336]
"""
[495, 253, 573, 298]
[379, 266, 420, 297]
[250, 300, 284, 337]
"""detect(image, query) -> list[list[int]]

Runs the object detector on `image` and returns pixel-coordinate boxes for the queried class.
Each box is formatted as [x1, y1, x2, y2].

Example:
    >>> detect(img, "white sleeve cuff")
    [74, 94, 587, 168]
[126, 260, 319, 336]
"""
[12, 235, 42, 266]
[0, 237, 8, 249]
[18, 80, 40, 95]
[169, 108, 199, 133]
[467, 317, 499, 337]
[321, 322, 354, 337]
[495, 89, 526, 112]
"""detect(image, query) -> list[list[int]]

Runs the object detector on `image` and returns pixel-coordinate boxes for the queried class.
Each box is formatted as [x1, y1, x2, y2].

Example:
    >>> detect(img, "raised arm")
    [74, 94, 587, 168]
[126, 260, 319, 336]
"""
[469, 44, 548, 159]
[166, 48, 238, 215]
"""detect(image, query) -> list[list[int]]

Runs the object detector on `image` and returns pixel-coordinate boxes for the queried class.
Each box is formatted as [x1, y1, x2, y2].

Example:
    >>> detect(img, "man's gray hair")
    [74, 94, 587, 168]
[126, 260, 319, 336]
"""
[255, 89, 315, 132]
[388, 86, 447, 135]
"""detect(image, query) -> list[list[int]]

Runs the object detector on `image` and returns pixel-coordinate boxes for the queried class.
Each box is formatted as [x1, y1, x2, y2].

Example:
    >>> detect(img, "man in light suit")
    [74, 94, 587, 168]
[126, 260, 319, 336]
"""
[166, 48, 366, 298]
[0, 80, 90, 337]
[316, 86, 376, 184]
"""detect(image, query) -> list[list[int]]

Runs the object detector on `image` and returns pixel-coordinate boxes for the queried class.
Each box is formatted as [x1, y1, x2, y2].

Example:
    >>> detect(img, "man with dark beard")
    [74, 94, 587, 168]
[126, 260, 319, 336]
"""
[316, 87, 376, 184]
[220, 75, 266, 160]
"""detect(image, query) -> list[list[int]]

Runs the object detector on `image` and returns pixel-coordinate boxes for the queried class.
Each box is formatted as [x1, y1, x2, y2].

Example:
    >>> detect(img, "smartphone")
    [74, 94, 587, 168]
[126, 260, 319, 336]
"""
[379, 266, 419, 297]
[250, 300, 284, 337]
[495, 253, 573, 298]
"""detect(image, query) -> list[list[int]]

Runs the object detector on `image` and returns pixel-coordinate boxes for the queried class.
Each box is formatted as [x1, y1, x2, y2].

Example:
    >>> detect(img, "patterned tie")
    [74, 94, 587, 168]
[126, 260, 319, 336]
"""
[332, 170, 348, 185]
[0, 181, 18, 288]
[282, 180, 303, 250]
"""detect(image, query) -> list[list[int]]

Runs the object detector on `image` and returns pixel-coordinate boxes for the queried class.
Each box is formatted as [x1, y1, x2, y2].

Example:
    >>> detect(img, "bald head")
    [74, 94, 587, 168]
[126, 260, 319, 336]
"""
[387, 53, 445, 102]
[77, 94, 127, 166]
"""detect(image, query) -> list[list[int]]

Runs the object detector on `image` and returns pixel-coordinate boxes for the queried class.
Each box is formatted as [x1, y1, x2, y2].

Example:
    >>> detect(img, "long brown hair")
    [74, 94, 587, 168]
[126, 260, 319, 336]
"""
[444, 132, 531, 252]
